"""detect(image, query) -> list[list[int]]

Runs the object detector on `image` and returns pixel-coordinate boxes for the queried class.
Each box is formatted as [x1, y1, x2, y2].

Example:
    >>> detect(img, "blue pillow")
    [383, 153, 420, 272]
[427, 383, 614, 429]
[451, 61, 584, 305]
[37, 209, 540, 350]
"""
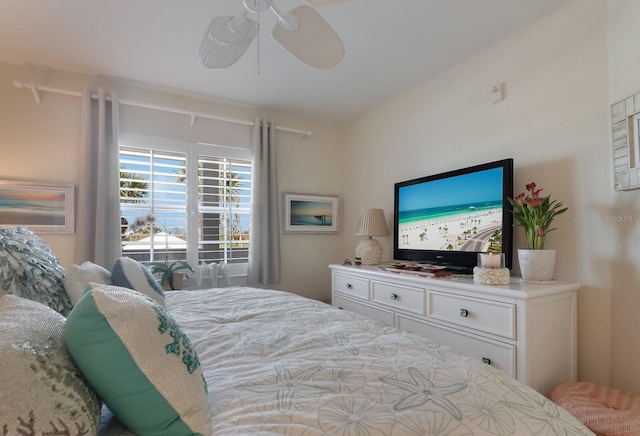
[111, 257, 165, 306]
[64, 284, 209, 435]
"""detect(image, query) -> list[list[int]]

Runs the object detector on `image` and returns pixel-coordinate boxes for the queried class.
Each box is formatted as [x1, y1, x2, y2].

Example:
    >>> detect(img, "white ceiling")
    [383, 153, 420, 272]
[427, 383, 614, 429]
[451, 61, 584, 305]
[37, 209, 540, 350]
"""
[0, 0, 569, 122]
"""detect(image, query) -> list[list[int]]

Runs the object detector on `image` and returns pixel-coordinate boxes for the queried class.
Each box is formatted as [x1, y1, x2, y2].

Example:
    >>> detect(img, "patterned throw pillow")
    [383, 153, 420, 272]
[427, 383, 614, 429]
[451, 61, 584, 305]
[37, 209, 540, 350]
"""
[64, 261, 112, 305]
[111, 257, 165, 306]
[0, 226, 72, 316]
[0, 295, 101, 434]
[64, 284, 210, 435]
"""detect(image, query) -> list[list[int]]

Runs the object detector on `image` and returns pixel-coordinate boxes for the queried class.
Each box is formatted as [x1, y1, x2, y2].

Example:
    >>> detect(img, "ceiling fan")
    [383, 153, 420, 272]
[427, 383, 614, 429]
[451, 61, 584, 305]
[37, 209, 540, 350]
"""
[199, 0, 353, 70]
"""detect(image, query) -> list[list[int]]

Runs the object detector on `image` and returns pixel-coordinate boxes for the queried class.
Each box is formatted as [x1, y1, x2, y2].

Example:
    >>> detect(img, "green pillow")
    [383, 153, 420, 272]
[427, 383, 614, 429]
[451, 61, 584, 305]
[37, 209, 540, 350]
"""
[64, 284, 209, 435]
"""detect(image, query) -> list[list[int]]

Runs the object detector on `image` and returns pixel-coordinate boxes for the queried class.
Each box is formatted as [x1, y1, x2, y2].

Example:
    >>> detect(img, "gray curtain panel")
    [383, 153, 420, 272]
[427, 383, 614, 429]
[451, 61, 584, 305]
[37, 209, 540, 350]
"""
[247, 119, 280, 284]
[74, 88, 122, 268]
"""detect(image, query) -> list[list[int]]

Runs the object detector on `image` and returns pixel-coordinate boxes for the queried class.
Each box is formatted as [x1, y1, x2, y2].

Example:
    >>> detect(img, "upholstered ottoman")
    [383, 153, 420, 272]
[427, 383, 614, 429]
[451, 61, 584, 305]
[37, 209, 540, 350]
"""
[551, 382, 640, 436]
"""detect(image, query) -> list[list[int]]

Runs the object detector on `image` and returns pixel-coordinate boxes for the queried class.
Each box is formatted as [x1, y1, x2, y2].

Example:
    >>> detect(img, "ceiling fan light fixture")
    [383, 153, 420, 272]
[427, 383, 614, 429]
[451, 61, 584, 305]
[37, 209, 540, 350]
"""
[199, 16, 258, 69]
[228, 13, 249, 33]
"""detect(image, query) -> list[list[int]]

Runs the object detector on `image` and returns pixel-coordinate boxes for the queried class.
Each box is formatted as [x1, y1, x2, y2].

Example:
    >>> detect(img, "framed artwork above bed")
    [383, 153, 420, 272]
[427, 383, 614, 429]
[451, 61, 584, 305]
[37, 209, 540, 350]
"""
[0, 180, 75, 234]
[283, 193, 339, 233]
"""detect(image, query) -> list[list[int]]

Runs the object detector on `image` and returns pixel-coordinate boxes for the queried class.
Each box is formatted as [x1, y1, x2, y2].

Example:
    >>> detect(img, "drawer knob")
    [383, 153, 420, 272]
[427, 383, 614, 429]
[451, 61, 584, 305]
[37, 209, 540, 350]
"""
[390, 293, 398, 300]
[482, 357, 491, 365]
[460, 309, 469, 318]
[346, 283, 353, 289]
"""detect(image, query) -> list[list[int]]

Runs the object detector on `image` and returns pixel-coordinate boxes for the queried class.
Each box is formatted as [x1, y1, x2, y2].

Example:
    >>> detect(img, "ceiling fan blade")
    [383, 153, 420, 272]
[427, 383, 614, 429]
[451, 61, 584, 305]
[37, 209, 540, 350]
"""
[272, 5, 344, 69]
[199, 16, 258, 69]
[271, 2, 299, 31]
[303, 0, 354, 6]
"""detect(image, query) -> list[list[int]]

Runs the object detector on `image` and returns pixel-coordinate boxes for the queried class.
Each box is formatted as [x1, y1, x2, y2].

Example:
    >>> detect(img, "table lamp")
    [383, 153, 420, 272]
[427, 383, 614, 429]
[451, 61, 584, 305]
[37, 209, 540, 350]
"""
[354, 208, 388, 265]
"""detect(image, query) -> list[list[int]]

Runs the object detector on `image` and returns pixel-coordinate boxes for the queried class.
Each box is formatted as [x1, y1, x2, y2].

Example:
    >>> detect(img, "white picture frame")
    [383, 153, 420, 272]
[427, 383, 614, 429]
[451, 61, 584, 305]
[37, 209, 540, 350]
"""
[611, 91, 640, 190]
[283, 193, 339, 233]
[0, 180, 75, 234]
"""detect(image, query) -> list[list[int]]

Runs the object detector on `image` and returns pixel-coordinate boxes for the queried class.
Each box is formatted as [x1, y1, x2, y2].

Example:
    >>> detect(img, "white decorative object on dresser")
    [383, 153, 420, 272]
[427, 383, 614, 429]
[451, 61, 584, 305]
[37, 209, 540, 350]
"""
[329, 263, 580, 398]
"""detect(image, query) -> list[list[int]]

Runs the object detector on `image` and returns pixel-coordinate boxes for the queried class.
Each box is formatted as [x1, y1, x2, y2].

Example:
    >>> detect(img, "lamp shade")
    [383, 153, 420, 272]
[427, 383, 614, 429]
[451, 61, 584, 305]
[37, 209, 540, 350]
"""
[354, 209, 388, 265]
[354, 208, 388, 237]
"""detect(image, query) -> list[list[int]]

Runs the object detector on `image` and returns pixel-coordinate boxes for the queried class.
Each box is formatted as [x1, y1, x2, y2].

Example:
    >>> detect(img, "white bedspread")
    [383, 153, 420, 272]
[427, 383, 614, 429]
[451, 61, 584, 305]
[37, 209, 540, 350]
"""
[101, 287, 593, 435]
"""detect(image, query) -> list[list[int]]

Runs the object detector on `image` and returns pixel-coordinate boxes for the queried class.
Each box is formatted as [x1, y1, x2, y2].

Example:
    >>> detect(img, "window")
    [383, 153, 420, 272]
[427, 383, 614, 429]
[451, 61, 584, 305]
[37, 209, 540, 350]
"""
[119, 135, 252, 273]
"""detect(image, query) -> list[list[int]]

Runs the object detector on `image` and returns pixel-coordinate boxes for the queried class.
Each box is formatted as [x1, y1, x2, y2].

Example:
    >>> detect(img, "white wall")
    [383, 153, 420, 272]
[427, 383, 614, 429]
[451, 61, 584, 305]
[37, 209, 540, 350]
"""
[606, 0, 640, 395]
[0, 62, 344, 302]
[341, 0, 619, 389]
[3, 0, 640, 394]
[0, 65, 82, 265]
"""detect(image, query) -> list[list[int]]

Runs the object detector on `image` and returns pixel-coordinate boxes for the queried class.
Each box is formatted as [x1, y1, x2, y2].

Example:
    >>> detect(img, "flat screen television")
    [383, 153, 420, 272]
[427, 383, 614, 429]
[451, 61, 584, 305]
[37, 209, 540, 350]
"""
[393, 158, 514, 273]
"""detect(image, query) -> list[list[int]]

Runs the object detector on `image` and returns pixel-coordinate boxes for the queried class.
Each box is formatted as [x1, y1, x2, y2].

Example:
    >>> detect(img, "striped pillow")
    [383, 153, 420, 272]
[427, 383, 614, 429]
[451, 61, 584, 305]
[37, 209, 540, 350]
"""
[111, 257, 165, 306]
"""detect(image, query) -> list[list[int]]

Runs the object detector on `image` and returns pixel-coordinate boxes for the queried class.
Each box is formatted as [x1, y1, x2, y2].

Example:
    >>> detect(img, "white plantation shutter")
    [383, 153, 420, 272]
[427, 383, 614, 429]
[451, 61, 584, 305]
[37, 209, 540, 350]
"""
[120, 147, 188, 262]
[197, 156, 251, 264]
[119, 136, 252, 274]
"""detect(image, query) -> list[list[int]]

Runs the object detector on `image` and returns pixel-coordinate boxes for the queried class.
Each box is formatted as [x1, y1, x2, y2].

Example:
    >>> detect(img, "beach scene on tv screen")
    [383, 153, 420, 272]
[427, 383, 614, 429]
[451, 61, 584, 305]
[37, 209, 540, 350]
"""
[398, 167, 503, 253]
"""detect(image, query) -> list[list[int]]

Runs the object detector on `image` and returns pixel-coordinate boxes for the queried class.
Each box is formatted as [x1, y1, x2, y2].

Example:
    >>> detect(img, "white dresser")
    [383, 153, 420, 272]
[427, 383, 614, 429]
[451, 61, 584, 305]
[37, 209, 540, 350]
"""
[329, 263, 579, 397]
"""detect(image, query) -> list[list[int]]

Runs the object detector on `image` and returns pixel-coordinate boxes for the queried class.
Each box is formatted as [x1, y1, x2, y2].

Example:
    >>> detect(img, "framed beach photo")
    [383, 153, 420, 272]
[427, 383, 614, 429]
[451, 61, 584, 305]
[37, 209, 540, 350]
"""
[0, 181, 75, 234]
[283, 193, 339, 233]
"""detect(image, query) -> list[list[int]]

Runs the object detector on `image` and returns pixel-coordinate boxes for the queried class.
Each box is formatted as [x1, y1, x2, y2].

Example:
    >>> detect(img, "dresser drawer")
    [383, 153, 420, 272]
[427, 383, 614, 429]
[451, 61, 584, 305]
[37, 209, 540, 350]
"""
[333, 273, 369, 300]
[397, 314, 516, 377]
[428, 291, 516, 340]
[332, 294, 395, 326]
[372, 281, 425, 315]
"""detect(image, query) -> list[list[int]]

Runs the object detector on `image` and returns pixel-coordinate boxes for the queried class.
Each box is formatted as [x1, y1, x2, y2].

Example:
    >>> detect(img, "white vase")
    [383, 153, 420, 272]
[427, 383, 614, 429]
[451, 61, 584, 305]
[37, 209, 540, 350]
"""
[518, 249, 556, 282]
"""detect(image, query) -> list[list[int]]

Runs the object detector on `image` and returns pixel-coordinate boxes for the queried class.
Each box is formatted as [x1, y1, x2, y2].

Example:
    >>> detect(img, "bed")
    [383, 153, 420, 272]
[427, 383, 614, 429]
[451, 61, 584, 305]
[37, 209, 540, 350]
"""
[0, 227, 593, 435]
[95, 286, 592, 435]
